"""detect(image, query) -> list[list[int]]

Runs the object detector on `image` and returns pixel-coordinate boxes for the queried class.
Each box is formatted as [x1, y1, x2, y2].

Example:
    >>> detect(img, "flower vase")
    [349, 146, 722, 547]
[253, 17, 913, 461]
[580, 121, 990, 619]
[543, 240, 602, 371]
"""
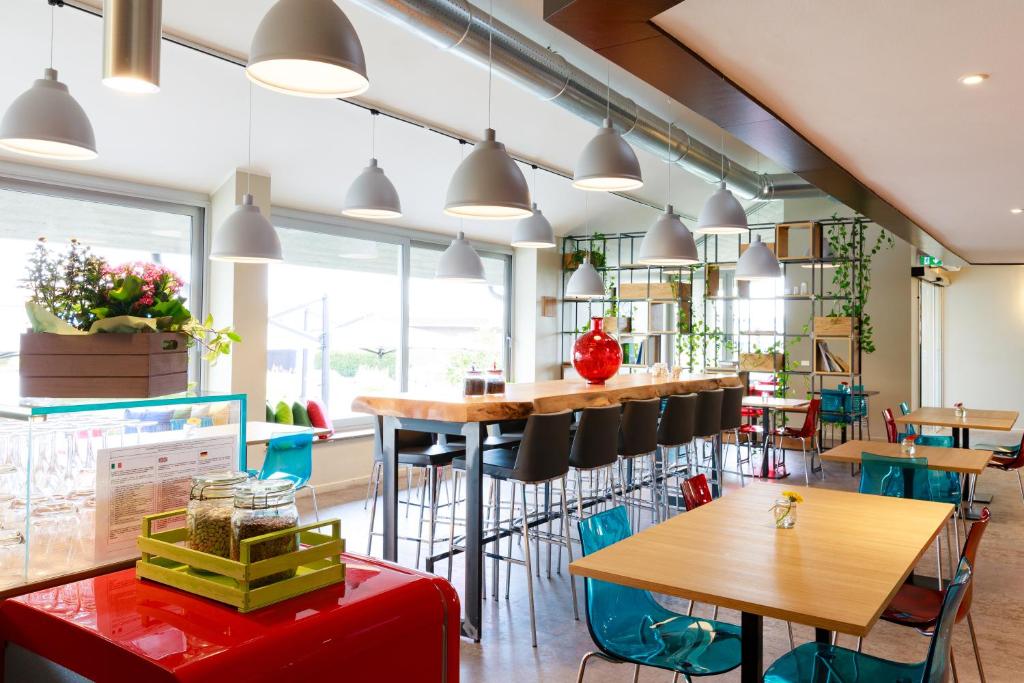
[772, 499, 797, 529]
[572, 316, 623, 385]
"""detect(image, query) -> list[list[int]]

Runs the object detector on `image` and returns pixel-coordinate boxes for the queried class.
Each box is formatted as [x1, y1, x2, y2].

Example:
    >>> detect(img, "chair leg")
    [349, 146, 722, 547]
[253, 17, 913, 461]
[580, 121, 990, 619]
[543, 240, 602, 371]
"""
[575, 652, 601, 683]
[447, 470, 460, 582]
[631, 664, 640, 683]
[492, 482, 502, 598]
[787, 621, 795, 650]
[415, 470, 429, 569]
[561, 476, 579, 620]
[951, 647, 959, 683]
[815, 436, 825, 481]
[307, 483, 320, 522]
[967, 613, 986, 683]
[801, 440, 810, 486]
[364, 460, 380, 509]
[520, 483, 537, 648]
[366, 460, 381, 556]
[505, 483, 516, 600]
[426, 467, 439, 574]
[1017, 470, 1024, 503]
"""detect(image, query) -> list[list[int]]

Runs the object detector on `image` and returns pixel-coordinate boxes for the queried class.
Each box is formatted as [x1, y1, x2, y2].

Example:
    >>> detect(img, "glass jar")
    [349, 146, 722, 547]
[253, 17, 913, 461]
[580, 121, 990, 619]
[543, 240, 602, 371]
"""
[231, 480, 299, 587]
[772, 499, 797, 529]
[484, 364, 505, 396]
[187, 471, 248, 559]
[463, 365, 485, 397]
[901, 437, 916, 456]
[0, 528, 25, 586]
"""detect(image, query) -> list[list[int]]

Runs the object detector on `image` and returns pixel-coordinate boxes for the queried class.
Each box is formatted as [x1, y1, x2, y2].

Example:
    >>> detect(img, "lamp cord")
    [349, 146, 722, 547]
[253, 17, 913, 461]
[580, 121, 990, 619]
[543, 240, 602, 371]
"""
[370, 110, 376, 159]
[49, 3, 54, 69]
[667, 121, 673, 207]
[487, 0, 493, 129]
[247, 81, 253, 195]
[606, 64, 611, 120]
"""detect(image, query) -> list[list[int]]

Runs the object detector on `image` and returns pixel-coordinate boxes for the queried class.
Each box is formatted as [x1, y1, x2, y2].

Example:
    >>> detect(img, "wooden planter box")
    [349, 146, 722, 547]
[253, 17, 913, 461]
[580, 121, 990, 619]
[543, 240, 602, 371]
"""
[20, 332, 188, 398]
[814, 316, 854, 337]
[739, 352, 785, 372]
[619, 281, 690, 301]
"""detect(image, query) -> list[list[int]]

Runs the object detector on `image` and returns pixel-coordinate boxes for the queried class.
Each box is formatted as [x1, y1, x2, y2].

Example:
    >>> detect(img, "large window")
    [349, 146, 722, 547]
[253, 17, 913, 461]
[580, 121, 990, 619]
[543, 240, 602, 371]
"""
[0, 180, 201, 396]
[267, 217, 511, 426]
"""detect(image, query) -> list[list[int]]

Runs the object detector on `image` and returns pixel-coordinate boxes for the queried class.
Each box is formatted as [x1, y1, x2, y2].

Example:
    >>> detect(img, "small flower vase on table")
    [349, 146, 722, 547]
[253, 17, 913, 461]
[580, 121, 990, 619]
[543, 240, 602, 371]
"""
[954, 402, 966, 419]
[901, 434, 917, 455]
[771, 491, 803, 529]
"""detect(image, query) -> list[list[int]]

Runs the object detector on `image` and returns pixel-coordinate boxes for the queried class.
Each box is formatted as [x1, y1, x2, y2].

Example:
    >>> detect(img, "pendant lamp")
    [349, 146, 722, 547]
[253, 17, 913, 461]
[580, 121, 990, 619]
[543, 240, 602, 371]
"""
[343, 110, 401, 219]
[102, 0, 162, 93]
[444, 3, 529, 219]
[735, 235, 780, 280]
[573, 67, 642, 191]
[247, 0, 368, 99]
[0, 6, 96, 161]
[511, 166, 555, 248]
[210, 86, 282, 263]
[638, 123, 698, 266]
[565, 195, 606, 299]
[436, 232, 486, 282]
[695, 133, 748, 235]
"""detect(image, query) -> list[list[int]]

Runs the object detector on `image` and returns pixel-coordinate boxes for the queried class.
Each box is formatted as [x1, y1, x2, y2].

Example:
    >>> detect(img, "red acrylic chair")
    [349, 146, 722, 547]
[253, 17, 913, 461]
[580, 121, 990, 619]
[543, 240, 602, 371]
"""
[880, 507, 990, 681]
[882, 407, 900, 443]
[771, 398, 823, 485]
[680, 473, 713, 511]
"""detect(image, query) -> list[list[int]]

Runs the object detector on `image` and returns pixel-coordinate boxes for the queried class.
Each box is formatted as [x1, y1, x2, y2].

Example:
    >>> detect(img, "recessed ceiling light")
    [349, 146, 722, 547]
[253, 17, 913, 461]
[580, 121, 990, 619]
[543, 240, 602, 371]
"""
[958, 73, 989, 86]
[1012, 208, 1023, 214]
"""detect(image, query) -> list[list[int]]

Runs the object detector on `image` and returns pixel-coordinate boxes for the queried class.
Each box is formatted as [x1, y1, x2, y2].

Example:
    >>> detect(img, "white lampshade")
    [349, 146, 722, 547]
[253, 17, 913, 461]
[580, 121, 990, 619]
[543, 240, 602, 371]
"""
[735, 235, 781, 280]
[0, 68, 96, 160]
[342, 158, 401, 219]
[695, 181, 748, 235]
[638, 204, 699, 266]
[573, 118, 643, 192]
[445, 129, 531, 219]
[565, 256, 605, 299]
[247, 0, 368, 98]
[210, 193, 283, 263]
[436, 231, 485, 282]
[511, 203, 555, 248]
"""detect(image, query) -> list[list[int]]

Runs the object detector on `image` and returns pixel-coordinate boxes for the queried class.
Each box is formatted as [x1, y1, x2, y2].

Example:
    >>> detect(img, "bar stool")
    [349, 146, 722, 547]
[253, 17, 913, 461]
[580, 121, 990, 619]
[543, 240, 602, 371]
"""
[720, 385, 753, 486]
[656, 394, 697, 516]
[694, 389, 724, 495]
[569, 405, 622, 520]
[448, 410, 578, 647]
[617, 398, 662, 528]
[366, 430, 463, 569]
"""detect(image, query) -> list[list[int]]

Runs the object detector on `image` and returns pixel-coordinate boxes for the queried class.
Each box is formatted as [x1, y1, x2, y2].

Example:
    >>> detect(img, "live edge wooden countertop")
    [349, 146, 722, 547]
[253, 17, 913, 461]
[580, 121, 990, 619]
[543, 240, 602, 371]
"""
[351, 373, 741, 423]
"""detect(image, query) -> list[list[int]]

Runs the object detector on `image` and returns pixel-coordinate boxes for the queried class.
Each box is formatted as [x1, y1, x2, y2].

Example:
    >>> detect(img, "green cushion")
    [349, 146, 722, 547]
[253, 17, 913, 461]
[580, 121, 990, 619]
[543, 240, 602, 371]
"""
[274, 401, 294, 425]
[292, 401, 312, 427]
[265, 403, 275, 422]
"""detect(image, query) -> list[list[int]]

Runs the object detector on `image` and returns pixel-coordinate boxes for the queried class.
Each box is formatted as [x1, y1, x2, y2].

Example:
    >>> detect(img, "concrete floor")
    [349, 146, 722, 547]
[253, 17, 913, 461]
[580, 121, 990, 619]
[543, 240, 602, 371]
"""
[308, 445, 1023, 682]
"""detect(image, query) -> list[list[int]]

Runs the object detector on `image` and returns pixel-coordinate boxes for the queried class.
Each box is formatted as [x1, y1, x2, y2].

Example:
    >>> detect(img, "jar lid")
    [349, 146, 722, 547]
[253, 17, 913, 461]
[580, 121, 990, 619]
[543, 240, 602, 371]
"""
[190, 471, 249, 500]
[234, 479, 296, 510]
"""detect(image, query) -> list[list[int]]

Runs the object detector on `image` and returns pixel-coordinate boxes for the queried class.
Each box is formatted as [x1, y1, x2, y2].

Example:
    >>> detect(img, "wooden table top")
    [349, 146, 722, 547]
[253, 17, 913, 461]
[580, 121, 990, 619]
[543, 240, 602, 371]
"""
[894, 407, 1019, 432]
[742, 396, 810, 410]
[822, 440, 992, 475]
[351, 373, 741, 423]
[245, 421, 330, 446]
[569, 483, 952, 636]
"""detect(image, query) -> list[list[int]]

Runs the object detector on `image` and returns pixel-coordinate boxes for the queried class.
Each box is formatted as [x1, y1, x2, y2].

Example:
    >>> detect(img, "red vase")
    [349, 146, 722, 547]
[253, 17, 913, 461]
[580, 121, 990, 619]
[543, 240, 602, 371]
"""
[573, 316, 623, 385]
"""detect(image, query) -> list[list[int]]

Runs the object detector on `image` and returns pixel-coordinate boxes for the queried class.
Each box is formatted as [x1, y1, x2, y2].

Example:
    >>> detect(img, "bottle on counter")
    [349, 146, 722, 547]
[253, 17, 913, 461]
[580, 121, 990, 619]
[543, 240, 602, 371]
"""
[231, 479, 299, 587]
[463, 365, 485, 397]
[484, 362, 505, 396]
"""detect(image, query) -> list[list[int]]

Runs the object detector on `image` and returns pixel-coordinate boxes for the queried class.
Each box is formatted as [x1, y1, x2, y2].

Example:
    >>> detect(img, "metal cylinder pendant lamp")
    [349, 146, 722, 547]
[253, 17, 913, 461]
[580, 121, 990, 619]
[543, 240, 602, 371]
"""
[735, 235, 781, 280]
[436, 231, 486, 282]
[247, 0, 369, 99]
[210, 193, 283, 263]
[695, 181, 748, 235]
[638, 205, 698, 266]
[102, 0, 163, 94]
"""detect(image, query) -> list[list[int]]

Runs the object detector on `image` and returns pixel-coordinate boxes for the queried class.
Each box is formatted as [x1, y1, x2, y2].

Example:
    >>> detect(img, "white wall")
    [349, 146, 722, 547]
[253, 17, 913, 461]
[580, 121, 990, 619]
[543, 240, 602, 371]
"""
[512, 246, 562, 382]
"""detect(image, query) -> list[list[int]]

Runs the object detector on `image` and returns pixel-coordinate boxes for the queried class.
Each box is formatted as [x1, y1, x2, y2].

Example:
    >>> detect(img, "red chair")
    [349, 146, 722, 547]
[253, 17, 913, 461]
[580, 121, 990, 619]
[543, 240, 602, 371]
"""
[881, 508, 990, 681]
[882, 407, 899, 443]
[984, 432, 1024, 503]
[771, 398, 822, 485]
[680, 473, 712, 511]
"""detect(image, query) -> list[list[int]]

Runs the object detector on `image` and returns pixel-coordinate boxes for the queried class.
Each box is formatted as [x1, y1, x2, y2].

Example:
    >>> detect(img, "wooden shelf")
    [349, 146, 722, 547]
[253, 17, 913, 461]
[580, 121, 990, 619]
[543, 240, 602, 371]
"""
[776, 221, 823, 261]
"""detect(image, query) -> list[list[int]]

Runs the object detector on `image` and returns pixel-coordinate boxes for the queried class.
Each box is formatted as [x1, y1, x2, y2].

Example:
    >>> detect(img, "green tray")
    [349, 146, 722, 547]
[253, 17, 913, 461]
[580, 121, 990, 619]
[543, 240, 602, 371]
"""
[136, 508, 345, 613]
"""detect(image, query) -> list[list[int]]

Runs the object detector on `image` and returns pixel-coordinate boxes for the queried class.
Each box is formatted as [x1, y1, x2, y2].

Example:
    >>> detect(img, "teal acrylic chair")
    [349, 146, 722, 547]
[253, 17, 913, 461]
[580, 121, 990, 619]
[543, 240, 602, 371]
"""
[257, 432, 319, 520]
[898, 401, 954, 447]
[764, 557, 972, 683]
[575, 506, 741, 683]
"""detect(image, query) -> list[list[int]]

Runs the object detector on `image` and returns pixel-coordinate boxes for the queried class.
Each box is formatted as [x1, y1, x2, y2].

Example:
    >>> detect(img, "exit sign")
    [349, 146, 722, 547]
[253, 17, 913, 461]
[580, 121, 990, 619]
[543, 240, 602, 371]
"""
[919, 255, 943, 267]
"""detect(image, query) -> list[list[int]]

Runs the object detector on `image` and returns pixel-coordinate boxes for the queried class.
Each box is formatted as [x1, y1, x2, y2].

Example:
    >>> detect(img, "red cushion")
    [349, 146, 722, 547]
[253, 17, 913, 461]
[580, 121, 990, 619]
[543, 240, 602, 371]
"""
[306, 399, 333, 439]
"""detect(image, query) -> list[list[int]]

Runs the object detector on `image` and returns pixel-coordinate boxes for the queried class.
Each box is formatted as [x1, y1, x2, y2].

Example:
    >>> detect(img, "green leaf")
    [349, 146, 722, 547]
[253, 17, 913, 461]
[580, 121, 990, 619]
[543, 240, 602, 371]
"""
[109, 275, 143, 303]
[226, 331, 242, 342]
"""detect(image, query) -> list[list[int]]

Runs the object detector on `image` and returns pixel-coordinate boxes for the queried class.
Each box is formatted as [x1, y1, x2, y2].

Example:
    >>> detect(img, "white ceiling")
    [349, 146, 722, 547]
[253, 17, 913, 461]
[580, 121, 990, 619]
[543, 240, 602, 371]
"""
[654, 0, 1024, 264]
[0, 0, 785, 247]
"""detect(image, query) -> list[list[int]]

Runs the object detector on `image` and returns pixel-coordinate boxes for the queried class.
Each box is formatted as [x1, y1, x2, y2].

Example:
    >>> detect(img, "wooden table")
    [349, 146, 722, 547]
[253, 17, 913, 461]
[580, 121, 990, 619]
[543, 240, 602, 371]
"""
[353, 373, 741, 641]
[741, 396, 810, 479]
[569, 483, 952, 682]
[822, 440, 992, 476]
[245, 421, 330, 446]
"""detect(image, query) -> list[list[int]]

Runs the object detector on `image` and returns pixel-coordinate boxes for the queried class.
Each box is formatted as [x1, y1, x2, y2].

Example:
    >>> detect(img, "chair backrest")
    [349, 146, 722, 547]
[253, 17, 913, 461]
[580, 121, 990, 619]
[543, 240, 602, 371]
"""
[512, 410, 573, 483]
[858, 452, 932, 500]
[897, 401, 919, 435]
[882, 408, 899, 443]
[820, 387, 853, 423]
[497, 419, 527, 435]
[570, 405, 621, 469]
[373, 428, 434, 461]
[618, 398, 660, 457]
[694, 388, 724, 439]
[793, 398, 821, 438]
[997, 431, 1024, 470]
[719, 386, 745, 431]
[922, 558, 973, 683]
[261, 432, 314, 488]
[957, 507, 990, 621]
[680, 473, 712, 511]
[656, 394, 696, 447]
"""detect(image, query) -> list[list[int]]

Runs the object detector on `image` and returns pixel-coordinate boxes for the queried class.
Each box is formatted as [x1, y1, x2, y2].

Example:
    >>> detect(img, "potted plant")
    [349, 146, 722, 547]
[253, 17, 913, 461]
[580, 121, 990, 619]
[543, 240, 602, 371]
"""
[562, 232, 607, 271]
[20, 238, 239, 398]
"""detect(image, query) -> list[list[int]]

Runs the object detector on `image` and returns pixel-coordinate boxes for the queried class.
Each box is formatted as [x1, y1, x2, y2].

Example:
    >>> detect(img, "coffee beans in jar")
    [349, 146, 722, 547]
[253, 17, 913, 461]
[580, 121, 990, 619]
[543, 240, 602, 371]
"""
[231, 480, 299, 587]
[187, 472, 249, 563]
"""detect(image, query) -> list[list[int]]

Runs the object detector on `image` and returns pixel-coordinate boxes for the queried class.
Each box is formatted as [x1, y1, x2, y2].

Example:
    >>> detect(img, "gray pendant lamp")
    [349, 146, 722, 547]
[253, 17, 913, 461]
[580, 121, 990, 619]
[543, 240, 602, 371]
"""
[573, 67, 642, 192]
[735, 235, 781, 280]
[637, 123, 698, 266]
[247, 0, 368, 99]
[210, 86, 282, 263]
[444, 4, 530, 219]
[102, 0, 162, 93]
[565, 195, 605, 299]
[343, 110, 401, 219]
[511, 166, 555, 248]
[0, 8, 96, 161]
[695, 133, 748, 235]
[436, 231, 486, 282]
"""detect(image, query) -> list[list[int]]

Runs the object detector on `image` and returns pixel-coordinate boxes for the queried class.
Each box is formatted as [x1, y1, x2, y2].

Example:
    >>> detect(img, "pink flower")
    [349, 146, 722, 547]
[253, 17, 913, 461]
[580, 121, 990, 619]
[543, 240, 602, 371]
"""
[139, 294, 154, 306]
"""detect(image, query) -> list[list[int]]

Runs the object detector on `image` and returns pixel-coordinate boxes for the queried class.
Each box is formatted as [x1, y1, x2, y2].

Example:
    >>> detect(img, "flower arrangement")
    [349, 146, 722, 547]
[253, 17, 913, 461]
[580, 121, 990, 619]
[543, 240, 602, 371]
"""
[954, 402, 966, 418]
[771, 490, 803, 528]
[23, 238, 239, 363]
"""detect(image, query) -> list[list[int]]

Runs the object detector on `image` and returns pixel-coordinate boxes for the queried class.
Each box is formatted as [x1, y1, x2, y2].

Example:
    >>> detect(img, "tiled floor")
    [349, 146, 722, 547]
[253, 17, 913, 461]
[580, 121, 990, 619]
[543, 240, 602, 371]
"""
[308, 445, 1022, 682]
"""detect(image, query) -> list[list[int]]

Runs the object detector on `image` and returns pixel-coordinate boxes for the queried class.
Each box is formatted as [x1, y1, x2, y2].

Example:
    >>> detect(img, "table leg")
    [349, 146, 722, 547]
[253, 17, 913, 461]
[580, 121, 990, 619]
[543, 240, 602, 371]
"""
[461, 422, 484, 642]
[815, 628, 831, 645]
[963, 428, 970, 449]
[740, 612, 763, 683]
[759, 409, 772, 478]
[380, 416, 398, 562]
[952, 427, 960, 449]
[711, 434, 722, 498]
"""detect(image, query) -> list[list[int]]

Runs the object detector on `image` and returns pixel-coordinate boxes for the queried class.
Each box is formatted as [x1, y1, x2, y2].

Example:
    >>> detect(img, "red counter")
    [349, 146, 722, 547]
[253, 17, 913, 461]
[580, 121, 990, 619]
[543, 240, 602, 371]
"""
[0, 553, 459, 682]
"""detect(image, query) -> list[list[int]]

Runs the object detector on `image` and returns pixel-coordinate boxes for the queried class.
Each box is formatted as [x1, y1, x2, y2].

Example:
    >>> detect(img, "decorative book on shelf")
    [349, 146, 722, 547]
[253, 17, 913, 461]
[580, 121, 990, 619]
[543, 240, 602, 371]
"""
[813, 338, 858, 375]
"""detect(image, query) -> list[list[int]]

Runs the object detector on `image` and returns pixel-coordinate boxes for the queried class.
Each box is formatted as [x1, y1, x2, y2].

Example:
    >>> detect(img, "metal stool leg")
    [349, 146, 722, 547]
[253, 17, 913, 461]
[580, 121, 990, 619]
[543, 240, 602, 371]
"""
[560, 476, 579, 620]
[520, 483, 537, 647]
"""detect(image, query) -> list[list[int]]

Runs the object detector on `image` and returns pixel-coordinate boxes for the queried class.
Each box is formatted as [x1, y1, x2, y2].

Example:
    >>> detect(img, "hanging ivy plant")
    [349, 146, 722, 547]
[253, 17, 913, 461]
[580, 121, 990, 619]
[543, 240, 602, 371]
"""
[825, 215, 894, 354]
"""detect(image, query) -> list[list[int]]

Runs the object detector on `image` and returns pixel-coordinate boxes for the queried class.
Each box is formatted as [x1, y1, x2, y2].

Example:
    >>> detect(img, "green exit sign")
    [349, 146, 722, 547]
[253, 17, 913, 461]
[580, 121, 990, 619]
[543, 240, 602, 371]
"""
[919, 255, 943, 267]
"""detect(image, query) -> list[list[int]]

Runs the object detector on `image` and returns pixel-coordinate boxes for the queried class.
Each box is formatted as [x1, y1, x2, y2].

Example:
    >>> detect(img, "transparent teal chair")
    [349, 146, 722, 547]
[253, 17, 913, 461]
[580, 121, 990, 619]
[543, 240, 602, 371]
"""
[575, 506, 741, 682]
[898, 401, 954, 447]
[764, 558, 972, 683]
[859, 452, 932, 500]
[257, 432, 319, 520]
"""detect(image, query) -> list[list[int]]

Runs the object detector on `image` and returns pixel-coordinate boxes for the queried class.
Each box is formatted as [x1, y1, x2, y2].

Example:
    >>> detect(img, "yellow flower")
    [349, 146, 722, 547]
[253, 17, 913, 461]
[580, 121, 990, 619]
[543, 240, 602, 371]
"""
[782, 491, 804, 504]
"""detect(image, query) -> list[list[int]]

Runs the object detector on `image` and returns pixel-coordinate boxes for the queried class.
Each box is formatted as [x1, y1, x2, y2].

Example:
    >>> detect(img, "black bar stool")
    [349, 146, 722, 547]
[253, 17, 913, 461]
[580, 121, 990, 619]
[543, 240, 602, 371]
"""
[617, 398, 662, 528]
[656, 393, 697, 516]
[720, 385, 753, 486]
[694, 388, 724, 497]
[569, 404, 622, 520]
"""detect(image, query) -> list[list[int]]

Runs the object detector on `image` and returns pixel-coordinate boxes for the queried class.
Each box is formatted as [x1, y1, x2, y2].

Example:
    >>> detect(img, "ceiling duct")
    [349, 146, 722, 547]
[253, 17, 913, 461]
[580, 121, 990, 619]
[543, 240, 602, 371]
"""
[351, 0, 821, 200]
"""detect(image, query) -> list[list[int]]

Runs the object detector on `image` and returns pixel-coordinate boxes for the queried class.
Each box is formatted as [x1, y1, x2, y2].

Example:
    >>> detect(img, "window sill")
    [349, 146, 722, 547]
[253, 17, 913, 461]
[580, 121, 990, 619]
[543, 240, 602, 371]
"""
[313, 427, 375, 445]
